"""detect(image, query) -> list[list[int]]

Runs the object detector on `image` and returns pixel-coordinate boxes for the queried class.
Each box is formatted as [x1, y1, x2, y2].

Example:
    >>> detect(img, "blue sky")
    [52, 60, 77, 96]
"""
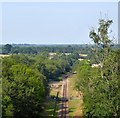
[1, 2, 118, 44]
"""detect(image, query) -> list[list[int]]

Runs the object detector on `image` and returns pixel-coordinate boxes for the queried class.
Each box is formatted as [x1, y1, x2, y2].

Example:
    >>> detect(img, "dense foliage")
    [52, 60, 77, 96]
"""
[2, 55, 46, 117]
[74, 19, 120, 117]
[2, 51, 79, 117]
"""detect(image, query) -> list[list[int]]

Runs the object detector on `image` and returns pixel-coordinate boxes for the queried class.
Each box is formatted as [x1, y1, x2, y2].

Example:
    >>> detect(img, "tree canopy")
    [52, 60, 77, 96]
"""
[75, 19, 120, 117]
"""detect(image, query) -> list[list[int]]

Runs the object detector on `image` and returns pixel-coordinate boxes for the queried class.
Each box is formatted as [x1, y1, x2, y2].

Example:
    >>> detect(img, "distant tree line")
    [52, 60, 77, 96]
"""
[1, 44, 96, 55]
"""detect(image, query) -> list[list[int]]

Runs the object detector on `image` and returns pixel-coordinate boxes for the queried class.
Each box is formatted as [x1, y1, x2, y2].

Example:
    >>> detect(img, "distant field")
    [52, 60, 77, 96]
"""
[0, 54, 10, 58]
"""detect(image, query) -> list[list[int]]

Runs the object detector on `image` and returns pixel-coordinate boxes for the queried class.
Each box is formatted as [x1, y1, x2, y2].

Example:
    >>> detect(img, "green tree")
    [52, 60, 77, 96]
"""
[75, 19, 120, 117]
[2, 55, 47, 117]
[2, 44, 12, 54]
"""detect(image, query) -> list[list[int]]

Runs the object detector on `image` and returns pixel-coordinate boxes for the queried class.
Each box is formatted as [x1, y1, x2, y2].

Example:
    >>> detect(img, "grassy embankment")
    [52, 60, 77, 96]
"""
[68, 74, 83, 116]
[40, 81, 62, 116]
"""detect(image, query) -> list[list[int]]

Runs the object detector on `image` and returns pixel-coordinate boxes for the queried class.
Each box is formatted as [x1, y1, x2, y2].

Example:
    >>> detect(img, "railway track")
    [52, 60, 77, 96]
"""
[58, 74, 75, 118]
[59, 78, 68, 118]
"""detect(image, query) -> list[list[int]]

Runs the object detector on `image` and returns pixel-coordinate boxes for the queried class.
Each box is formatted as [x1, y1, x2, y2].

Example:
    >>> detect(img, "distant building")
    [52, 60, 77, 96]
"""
[49, 53, 56, 56]
[64, 53, 71, 55]
[49, 53, 57, 59]
[78, 58, 84, 61]
[92, 63, 102, 68]
[79, 54, 87, 57]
